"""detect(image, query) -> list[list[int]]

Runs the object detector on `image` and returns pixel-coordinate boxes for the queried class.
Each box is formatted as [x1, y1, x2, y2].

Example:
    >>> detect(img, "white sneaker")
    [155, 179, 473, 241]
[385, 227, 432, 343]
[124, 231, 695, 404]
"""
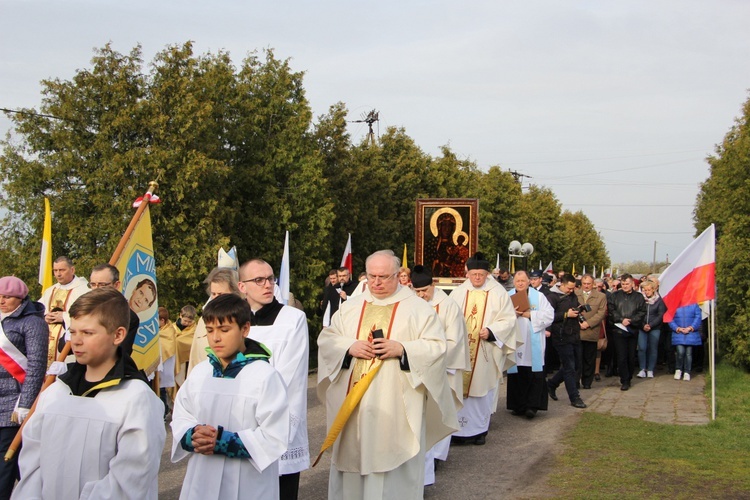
[647, 371, 654, 378]
[674, 370, 682, 380]
[637, 370, 647, 378]
[683, 373, 691, 381]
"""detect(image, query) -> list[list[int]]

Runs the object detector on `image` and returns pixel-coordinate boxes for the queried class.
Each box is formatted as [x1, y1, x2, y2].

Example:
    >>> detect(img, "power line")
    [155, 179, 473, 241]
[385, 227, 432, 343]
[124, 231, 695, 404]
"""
[1, 107, 69, 121]
[566, 204, 693, 207]
[545, 158, 698, 181]
[598, 227, 694, 235]
[502, 148, 706, 165]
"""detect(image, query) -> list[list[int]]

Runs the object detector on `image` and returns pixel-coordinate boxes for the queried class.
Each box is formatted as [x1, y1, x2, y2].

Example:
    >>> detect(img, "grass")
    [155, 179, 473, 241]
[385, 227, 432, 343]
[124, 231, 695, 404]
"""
[547, 362, 750, 499]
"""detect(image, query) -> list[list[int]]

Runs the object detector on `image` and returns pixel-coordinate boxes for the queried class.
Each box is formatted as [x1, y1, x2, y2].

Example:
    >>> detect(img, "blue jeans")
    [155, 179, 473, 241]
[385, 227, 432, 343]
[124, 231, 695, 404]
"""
[549, 342, 580, 402]
[638, 329, 661, 372]
[675, 345, 693, 373]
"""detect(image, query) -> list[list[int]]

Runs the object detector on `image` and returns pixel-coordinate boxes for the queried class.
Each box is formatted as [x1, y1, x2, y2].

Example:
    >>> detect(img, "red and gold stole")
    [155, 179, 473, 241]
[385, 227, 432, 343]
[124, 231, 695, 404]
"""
[46, 287, 73, 369]
[462, 289, 488, 398]
[347, 301, 399, 394]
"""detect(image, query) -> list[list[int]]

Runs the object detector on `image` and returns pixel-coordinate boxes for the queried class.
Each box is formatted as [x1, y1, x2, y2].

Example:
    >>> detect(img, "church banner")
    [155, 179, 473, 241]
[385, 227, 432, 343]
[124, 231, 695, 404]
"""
[112, 189, 160, 375]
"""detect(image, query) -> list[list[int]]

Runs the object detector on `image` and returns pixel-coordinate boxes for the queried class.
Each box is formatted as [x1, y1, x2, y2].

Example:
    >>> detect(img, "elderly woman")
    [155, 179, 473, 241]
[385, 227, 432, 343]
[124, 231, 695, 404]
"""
[637, 280, 666, 378]
[0, 276, 48, 498]
[398, 267, 412, 288]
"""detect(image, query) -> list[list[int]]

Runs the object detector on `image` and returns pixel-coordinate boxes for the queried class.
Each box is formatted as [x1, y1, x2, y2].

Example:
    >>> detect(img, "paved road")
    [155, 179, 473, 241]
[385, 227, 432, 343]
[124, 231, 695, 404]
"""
[158, 369, 709, 499]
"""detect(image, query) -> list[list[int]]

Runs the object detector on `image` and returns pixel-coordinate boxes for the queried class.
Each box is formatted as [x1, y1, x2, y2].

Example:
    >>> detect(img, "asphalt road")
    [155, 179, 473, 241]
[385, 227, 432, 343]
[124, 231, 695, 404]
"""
[158, 373, 585, 499]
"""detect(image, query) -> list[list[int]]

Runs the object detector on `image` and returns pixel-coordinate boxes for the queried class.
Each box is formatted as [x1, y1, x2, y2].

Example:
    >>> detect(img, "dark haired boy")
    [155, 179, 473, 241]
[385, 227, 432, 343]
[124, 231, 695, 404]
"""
[13, 288, 166, 499]
[171, 293, 289, 499]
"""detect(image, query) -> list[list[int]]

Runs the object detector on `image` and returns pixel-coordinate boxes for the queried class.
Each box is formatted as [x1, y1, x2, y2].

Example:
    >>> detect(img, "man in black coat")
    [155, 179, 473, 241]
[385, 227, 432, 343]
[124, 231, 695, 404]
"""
[607, 273, 646, 391]
[546, 274, 587, 408]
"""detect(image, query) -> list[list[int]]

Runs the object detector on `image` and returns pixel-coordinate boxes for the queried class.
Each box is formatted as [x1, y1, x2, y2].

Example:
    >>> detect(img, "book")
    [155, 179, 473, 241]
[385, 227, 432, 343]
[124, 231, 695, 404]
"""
[511, 291, 530, 313]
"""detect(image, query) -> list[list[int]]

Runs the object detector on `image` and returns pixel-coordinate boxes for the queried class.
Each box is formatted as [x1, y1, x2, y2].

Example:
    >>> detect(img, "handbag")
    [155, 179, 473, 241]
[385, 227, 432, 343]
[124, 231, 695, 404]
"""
[597, 325, 608, 351]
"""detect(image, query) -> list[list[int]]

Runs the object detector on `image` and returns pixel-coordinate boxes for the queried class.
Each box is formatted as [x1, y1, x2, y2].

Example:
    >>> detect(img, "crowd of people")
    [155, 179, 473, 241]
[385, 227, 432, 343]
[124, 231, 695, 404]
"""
[0, 251, 708, 499]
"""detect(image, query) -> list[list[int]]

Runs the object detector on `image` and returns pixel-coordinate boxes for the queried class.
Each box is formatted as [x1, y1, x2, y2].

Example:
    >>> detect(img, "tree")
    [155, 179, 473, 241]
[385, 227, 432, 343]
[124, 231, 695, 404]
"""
[518, 185, 565, 268]
[0, 43, 333, 313]
[694, 93, 750, 370]
[555, 210, 610, 274]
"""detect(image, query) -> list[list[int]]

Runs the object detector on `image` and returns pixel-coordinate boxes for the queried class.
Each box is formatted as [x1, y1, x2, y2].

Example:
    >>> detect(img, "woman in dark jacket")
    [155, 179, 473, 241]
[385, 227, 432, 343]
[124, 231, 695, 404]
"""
[0, 276, 48, 499]
[637, 280, 666, 378]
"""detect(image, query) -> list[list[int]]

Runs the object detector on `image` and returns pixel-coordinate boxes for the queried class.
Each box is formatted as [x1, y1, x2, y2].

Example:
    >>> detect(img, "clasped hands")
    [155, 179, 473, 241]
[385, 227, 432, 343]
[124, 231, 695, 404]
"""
[191, 425, 218, 455]
[348, 338, 404, 360]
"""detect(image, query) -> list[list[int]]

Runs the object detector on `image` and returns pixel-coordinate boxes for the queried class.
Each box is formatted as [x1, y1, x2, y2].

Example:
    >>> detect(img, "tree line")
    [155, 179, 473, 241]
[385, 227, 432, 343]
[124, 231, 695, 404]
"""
[1, 42, 609, 322]
[694, 93, 750, 370]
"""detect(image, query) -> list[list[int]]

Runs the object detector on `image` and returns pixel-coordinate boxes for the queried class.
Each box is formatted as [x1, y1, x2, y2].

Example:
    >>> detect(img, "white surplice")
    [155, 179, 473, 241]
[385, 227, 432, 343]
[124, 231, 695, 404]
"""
[248, 306, 310, 475]
[171, 360, 290, 500]
[13, 378, 165, 500]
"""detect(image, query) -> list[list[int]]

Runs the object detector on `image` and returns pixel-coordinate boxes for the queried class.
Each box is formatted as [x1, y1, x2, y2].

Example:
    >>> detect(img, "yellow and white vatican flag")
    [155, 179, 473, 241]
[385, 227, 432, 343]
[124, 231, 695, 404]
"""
[38, 198, 53, 293]
[110, 182, 161, 375]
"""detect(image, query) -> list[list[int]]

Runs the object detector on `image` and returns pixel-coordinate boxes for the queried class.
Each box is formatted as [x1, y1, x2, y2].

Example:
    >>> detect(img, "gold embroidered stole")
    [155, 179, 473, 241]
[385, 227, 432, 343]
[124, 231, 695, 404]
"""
[347, 301, 399, 394]
[46, 287, 72, 369]
[462, 289, 488, 398]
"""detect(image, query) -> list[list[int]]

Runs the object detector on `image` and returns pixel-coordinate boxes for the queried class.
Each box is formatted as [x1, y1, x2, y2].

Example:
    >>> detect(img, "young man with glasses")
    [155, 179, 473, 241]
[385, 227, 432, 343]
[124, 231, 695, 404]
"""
[237, 259, 309, 500]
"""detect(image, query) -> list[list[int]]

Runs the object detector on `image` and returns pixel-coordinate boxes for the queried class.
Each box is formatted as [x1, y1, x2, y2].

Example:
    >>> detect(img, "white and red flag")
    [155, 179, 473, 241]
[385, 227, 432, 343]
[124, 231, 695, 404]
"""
[543, 261, 553, 275]
[659, 224, 716, 323]
[340, 233, 353, 274]
[0, 323, 27, 383]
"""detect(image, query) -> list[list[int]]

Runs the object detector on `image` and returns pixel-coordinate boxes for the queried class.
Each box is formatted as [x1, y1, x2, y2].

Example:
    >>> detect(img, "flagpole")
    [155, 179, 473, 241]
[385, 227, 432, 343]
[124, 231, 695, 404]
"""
[710, 299, 716, 420]
[109, 181, 158, 266]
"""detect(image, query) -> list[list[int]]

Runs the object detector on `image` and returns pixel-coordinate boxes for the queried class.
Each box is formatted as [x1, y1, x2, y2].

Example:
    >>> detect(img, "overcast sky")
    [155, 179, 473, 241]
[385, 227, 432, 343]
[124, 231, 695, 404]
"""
[2, 0, 749, 266]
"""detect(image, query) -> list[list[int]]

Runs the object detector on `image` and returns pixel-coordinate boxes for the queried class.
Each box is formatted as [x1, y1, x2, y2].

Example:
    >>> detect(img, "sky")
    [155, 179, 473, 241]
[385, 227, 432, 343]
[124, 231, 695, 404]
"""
[2, 0, 749, 266]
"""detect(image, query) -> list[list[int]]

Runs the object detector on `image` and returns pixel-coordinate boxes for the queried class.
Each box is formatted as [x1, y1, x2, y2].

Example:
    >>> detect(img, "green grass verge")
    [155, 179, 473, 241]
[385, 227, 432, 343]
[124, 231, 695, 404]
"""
[547, 362, 750, 499]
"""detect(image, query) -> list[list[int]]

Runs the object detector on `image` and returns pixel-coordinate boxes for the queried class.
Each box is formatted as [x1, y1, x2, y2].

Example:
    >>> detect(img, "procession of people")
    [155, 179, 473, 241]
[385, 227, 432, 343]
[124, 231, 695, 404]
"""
[0, 247, 706, 500]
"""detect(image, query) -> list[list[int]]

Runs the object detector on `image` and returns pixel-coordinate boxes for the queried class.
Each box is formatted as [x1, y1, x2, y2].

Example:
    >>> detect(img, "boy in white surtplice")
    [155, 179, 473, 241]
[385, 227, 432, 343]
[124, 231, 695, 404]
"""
[171, 293, 289, 500]
[13, 288, 166, 500]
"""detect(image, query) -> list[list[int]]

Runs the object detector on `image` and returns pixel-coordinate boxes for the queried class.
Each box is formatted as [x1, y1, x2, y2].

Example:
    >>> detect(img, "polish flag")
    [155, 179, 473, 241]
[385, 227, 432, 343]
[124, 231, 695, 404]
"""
[659, 224, 716, 323]
[543, 261, 553, 275]
[340, 233, 353, 274]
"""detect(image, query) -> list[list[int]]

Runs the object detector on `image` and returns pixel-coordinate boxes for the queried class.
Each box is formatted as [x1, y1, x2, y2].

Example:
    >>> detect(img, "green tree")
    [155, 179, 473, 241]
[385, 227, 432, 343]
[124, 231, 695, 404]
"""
[0, 43, 333, 314]
[695, 93, 750, 369]
[518, 185, 565, 268]
[555, 210, 610, 274]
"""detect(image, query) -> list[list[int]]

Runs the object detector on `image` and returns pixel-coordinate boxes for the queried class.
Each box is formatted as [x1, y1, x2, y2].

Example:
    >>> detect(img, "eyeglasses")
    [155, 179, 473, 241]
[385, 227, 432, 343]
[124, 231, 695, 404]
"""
[241, 275, 275, 286]
[88, 282, 114, 289]
[366, 273, 397, 283]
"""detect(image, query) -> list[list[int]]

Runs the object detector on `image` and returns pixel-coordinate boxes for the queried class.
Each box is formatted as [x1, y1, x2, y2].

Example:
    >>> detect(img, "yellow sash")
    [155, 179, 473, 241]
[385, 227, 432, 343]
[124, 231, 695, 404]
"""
[462, 290, 488, 398]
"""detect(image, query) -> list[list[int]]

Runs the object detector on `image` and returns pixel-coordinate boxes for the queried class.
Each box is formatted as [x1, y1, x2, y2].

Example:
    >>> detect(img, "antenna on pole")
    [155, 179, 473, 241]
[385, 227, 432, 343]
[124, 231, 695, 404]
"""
[351, 110, 379, 146]
[508, 169, 532, 184]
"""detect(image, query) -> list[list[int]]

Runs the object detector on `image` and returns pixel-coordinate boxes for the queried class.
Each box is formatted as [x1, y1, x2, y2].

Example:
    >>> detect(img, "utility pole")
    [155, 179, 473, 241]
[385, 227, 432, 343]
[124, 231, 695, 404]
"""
[508, 169, 532, 184]
[652, 241, 657, 273]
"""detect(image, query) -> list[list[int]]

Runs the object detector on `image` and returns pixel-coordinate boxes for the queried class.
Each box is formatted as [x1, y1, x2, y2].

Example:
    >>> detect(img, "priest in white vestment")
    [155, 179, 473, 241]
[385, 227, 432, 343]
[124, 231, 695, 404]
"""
[410, 265, 470, 486]
[506, 270, 554, 419]
[448, 252, 519, 445]
[318, 251, 459, 500]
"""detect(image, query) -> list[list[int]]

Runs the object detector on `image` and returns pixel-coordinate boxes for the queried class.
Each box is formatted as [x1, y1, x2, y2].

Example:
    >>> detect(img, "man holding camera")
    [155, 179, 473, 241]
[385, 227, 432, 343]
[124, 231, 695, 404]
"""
[576, 274, 608, 389]
[546, 274, 587, 408]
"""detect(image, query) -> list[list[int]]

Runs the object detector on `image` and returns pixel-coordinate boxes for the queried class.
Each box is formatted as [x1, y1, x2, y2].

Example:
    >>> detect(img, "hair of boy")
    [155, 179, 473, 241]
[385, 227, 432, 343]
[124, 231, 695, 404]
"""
[158, 306, 169, 322]
[69, 287, 130, 333]
[180, 305, 197, 318]
[91, 263, 120, 282]
[203, 267, 241, 296]
[202, 293, 252, 328]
